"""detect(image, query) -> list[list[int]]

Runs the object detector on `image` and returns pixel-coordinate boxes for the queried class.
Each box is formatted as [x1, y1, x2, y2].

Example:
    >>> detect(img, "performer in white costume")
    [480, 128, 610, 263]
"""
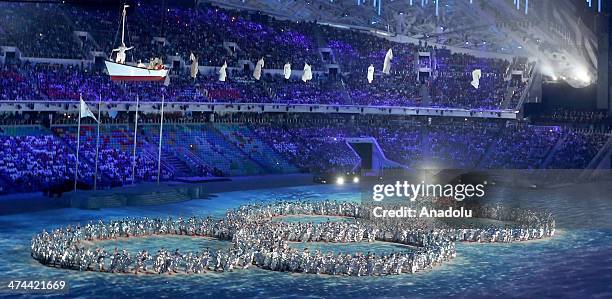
[112, 42, 134, 64]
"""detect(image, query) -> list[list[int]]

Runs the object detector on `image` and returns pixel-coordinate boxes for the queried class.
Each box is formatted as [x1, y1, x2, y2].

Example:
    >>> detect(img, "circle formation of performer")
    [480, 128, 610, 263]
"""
[31, 201, 555, 276]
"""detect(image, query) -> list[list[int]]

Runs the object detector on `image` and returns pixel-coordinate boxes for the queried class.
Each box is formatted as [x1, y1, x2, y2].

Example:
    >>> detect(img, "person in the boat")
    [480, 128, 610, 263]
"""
[154, 58, 165, 70]
[112, 42, 134, 64]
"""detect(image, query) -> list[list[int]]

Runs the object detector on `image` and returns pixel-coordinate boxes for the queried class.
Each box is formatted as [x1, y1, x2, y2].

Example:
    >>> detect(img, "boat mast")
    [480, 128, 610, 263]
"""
[121, 5, 129, 45]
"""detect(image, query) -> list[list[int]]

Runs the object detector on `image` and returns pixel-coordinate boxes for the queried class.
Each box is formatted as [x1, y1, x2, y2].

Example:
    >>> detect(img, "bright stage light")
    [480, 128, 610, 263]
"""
[582, 75, 591, 83]
[575, 68, 591, 84]
[352, 177, 359, 183]
[336, 177, 345, 185]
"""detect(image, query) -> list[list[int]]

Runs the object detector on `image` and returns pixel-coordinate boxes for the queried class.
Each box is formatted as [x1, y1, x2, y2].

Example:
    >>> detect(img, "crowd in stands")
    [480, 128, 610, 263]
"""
[53, 125, 173, 185]
[536, 108, 611, 124]
[546, 131, 609, 169]
[0, 133, 86, 193]
[365, 124, 423, 168]
[250, 116, 610, 172]
[0, 59, 520, 111]
[0, 64, 40, 101]
[0, 2, 82, 59]
[0, 114, 609, 195]
[61, 3, 321, 70]
[252, 123, 360, 173]
[428, 121, 499, 169]
[0, 2, 528, 110]
[429, 50, 509, 109]
[344, 70, 422, 107]
[482, 125, 561, 169]
[0, 124, 174, 194]
[0, 3, 607, 197]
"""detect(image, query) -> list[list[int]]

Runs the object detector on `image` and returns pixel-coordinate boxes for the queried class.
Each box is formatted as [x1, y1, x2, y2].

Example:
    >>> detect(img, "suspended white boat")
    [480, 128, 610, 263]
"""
[105, 5, 168, 82]
[105, 61, 168, 82]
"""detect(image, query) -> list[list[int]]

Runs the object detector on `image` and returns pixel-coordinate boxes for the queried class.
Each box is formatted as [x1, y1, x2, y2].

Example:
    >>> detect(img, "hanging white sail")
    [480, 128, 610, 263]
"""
[283, 62, 292, 80]
[302, 63, 313, 82]
[367, 64, 374, 84]
[253, 58, 264, 81]
[471, 69, 482, 89]
[382, 48, 393, 75]
[219, 61, 228, 82]
[190, 52, 199, 79]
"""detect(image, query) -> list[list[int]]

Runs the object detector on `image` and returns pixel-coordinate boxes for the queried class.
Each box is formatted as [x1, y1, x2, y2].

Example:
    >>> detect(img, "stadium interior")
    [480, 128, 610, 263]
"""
[0, 0, 610, 198]
[0, 0, 611, 297]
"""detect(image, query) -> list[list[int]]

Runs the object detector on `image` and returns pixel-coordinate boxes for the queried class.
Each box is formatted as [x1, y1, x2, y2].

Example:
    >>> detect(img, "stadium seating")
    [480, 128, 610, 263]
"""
[214, 123, 298, 174]
[0, 2, 608, 197]
[0, 126, 85, 192]
[0, 3, 527, 110]
[0, 120, 608, 194]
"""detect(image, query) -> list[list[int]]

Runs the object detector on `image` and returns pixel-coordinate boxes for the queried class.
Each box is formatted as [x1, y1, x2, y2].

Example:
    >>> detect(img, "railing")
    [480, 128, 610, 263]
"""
[0, 100, 520, 120]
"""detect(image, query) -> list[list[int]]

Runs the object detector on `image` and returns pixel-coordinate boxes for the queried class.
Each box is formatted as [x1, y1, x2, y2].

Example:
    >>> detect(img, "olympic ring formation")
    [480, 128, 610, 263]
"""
[31, 201, 555, 276]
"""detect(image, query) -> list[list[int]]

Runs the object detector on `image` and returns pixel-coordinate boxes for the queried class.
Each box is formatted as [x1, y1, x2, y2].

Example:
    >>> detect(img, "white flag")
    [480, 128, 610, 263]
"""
[367, 64, 374, 84]
[80, 98, 98, 122]
[219, 61, 228, 82]
[253, 58, 264, 81]
[283, 62, 292, 80]
[382, 48, 393, 75]
[471, 69, 482, 89]
[302, 63, 312, 82]
[190, 52, 198, 79]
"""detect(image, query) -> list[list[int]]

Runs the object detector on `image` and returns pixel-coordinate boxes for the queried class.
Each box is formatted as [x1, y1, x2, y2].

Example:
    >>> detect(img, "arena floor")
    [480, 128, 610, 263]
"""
[0, 183, 611, 298]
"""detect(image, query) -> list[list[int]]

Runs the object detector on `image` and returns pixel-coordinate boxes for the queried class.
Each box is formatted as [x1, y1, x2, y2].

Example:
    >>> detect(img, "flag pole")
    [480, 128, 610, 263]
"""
[74, 96, 82, 191]
[93, 94, 102, 191]
[131, 94, 139, 185]
[157, 94, 165, 184]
